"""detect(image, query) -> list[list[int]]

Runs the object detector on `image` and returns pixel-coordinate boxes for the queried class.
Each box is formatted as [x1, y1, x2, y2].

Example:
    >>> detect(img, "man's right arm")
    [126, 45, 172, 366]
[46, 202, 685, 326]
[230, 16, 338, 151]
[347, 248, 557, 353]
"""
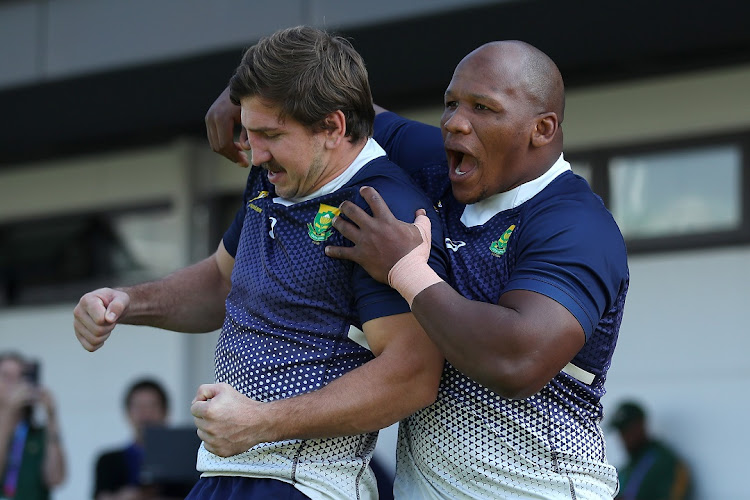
[73, 241, 234, 351]
[372, 110, 446, 178]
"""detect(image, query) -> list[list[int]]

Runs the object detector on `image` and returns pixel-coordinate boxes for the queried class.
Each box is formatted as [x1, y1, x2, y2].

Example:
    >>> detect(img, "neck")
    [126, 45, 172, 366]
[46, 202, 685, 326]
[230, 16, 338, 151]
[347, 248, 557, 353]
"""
[314, 138, 367, 190]
[526, 149, 562, 181]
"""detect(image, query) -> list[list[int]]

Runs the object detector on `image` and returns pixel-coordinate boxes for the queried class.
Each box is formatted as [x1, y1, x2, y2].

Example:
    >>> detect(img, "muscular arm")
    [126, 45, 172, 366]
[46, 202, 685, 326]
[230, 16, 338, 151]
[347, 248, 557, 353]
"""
[192, 311, 444, 456]
[117, 242, 233, 331]
[326, 186, 585, 399]
[410, 286, 583, 399]
[74, 241, 234, 351]
[265, 312, 443, 437]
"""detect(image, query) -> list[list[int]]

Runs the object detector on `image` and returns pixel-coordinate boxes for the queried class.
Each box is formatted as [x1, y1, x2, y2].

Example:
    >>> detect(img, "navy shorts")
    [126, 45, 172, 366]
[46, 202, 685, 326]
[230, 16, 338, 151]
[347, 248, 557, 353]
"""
[185, 476, 310, 499]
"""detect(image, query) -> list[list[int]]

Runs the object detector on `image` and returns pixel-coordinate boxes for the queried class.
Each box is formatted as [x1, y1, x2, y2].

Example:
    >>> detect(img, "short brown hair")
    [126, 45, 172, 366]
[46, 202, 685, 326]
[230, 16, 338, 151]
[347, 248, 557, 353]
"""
[229, 26, 374, 142]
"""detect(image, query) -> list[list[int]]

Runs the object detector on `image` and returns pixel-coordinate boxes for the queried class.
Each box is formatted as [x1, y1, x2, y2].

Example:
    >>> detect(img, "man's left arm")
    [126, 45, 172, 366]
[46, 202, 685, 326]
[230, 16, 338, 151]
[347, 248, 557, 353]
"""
[191, 311, 443, 457]
[40, 388, 66, 488]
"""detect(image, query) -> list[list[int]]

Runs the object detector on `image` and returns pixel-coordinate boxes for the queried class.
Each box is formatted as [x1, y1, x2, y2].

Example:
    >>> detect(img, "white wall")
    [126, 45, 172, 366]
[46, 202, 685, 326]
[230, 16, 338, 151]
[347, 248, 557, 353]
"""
[0, 140, 230, 500]
[567, 66, 750, 499]
[0, 147, 182, 223]
[0, 305, 218, 500]
[565, 63, 750, 150]
[602, 248, 750, 499]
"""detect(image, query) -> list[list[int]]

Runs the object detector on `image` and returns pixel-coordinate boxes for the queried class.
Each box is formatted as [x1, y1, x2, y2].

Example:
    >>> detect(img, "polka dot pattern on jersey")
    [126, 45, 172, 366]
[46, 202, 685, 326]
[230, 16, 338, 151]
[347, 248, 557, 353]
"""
[200, 171, 385, 500]
[391, 165, 626, 498]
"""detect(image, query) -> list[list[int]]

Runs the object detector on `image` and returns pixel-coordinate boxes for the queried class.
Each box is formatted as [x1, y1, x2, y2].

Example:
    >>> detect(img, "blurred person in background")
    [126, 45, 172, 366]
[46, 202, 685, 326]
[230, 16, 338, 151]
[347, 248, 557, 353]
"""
[93, 378, 189, 500]
[0, 352, 66, 500]
[610, 401, 692, 500]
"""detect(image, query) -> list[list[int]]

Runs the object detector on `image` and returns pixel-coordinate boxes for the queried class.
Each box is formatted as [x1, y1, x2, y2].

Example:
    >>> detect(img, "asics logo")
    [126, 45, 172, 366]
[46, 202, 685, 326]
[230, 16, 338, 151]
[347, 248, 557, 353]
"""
[445, 238, 466, 252]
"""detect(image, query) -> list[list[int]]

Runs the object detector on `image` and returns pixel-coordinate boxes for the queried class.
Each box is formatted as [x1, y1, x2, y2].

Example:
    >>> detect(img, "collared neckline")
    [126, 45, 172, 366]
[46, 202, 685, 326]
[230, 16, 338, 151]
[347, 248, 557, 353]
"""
[460, 153, 571, 227]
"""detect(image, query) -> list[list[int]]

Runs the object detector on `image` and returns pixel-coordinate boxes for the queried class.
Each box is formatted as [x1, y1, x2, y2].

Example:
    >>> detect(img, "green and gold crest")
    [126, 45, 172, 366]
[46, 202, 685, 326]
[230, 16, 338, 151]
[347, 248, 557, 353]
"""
[308, 203, 341, 242]
[489, 224, 516, 256]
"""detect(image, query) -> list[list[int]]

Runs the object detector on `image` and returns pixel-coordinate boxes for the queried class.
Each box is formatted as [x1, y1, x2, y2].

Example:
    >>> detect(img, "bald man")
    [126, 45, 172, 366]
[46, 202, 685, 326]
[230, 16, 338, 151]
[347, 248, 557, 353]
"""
[206, 40, 629, 499]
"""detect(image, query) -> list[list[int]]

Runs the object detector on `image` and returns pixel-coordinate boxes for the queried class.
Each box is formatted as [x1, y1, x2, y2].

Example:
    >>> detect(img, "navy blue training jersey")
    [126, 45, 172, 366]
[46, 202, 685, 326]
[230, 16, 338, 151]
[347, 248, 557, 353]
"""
[375, 112, 629, 499]
[198, 139, 448, 500]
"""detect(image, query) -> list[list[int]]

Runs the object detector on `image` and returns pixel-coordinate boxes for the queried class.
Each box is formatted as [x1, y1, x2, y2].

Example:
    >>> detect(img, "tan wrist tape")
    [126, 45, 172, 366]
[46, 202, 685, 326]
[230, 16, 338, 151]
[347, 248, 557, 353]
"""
[388, 248, 443, 307]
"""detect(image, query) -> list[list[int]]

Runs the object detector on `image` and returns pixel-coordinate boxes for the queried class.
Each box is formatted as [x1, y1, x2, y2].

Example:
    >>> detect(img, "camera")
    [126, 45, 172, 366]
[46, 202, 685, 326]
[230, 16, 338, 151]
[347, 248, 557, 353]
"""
[23, 360, 39, 386]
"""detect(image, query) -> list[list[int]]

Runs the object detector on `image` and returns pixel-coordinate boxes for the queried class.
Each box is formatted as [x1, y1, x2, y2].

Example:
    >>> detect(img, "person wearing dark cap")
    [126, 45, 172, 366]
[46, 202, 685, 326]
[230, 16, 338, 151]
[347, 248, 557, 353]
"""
[610, 401, 693, 500]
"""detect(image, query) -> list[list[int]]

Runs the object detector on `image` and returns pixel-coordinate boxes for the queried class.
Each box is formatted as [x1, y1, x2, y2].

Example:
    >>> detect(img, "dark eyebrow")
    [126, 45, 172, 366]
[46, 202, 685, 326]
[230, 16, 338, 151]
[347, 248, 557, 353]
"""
[246, 126, 282, 134]
[444, 90, 502, 108]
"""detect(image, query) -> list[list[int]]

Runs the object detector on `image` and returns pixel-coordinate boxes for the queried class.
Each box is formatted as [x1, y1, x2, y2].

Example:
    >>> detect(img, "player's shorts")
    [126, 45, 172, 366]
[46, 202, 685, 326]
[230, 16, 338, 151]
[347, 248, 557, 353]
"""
[185, 476, 310, 499]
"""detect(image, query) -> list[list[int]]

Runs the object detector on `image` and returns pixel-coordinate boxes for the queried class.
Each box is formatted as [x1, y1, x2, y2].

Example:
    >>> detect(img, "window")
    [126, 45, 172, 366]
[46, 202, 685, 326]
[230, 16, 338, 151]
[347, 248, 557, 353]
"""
[0, 206, 181, 306]
[204, 192, 245, 253]
[568, 133, 749, 253]
[610, 145, 742, 239]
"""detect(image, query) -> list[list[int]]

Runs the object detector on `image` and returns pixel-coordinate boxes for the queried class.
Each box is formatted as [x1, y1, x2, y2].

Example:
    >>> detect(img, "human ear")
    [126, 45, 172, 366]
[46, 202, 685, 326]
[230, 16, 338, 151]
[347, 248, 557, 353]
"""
[323, 110, 347, 149]
[531, 112, 558, 148]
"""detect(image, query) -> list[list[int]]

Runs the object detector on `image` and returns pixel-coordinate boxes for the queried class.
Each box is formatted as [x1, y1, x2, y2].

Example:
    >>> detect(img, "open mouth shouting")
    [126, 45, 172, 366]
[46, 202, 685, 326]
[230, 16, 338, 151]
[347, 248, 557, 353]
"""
[446, 146, 478, 183]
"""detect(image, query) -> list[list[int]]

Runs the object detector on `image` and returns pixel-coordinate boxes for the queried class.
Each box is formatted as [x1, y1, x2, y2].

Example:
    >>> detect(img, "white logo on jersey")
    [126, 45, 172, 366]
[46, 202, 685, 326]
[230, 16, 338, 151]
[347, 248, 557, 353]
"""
[269, 217, 277, 239]
[445, 238, 466, 252]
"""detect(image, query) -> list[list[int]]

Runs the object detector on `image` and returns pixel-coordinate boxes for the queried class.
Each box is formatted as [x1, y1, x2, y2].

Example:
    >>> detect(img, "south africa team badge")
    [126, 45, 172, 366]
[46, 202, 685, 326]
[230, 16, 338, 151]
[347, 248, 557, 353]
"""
[489, 224, 516, 256]
[308, 203, 341, 242]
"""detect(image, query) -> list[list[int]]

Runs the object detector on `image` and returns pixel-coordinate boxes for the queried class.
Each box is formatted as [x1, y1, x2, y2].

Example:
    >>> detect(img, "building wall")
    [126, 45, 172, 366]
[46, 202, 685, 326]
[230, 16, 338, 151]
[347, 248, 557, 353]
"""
[0, 0, 500, 90]
[603, 248, 749, 498]
[0, 141, 234, 500]
[0, 306, 212, 500]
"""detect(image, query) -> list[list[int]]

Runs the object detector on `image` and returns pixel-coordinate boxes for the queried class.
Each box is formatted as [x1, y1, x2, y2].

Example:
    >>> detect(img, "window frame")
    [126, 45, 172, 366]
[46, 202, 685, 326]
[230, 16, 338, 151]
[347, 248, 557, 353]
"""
[0, 202, 174, 307]
[567, 130, 750, 255]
